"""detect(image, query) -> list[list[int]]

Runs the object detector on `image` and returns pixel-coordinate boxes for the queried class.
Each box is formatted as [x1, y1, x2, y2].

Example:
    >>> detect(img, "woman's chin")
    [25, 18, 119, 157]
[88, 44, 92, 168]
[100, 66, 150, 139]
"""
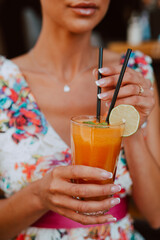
[64, 19, 101, 34]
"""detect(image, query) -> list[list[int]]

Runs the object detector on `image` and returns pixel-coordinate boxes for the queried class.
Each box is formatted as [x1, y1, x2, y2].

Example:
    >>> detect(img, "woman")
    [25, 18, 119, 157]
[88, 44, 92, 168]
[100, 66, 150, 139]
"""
[0, 0, 159, 239]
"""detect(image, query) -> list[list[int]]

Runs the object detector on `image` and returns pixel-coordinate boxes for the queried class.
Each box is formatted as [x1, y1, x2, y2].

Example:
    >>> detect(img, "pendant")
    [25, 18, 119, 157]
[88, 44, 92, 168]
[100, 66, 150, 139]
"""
[64, 84, 70, 92]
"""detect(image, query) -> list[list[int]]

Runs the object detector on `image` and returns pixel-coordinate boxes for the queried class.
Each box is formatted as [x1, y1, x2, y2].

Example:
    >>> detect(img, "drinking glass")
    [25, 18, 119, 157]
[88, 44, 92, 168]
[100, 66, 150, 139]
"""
[71, 115, 124, 215]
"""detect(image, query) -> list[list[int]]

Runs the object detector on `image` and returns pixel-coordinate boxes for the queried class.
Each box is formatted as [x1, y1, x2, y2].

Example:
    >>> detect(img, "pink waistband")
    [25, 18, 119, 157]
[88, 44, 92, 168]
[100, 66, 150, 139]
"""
[32, 197, 128, 229]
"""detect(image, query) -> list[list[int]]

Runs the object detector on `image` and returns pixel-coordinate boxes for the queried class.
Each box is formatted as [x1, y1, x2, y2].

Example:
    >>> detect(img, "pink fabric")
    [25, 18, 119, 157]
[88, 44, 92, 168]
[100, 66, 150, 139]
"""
[32, 197, 127, 229]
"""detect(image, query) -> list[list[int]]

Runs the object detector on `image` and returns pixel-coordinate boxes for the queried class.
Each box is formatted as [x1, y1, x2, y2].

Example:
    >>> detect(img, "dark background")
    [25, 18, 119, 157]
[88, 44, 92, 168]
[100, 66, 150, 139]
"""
[0, 0, 144, 58]
[0, 0, 160, 58]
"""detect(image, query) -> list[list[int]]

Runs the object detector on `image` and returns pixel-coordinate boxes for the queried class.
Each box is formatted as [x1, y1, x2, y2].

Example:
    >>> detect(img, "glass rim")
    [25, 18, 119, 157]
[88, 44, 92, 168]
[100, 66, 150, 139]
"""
[71, 115, 125, 128]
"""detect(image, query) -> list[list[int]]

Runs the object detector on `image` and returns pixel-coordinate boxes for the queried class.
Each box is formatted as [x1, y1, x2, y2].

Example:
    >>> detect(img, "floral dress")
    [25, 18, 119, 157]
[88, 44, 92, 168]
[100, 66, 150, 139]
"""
[0, 51, 153, 240]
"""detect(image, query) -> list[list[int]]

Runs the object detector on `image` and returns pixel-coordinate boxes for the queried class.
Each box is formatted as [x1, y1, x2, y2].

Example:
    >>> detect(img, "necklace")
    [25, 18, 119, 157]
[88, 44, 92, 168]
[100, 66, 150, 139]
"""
[63, 84, 70, 92]
[28, 49, 97, 93]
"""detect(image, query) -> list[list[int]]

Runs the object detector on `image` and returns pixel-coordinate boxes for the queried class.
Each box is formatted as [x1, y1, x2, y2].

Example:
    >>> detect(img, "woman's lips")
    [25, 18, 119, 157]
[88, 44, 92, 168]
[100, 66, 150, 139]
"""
[71, 8, 97, 16]
[69, 2, 98, 16]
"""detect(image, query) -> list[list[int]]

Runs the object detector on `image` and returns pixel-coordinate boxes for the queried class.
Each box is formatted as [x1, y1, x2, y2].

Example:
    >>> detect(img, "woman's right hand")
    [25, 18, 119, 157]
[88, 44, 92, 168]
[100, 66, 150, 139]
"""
[38, 165, 121, 225]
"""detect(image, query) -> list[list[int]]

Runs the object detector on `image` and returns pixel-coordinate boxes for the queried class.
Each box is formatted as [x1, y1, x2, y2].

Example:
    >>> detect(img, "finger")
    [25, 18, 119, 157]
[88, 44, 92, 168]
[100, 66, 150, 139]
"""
[96, 73, 147, 89]
[98, 65, 122, 76]
[114, 96, 155, 110]
[51, 194, 120, 213]
[57, 207, 117, 225]
[98, 85, 154, 100]
[93, 65, 125, 79]
[96, 68, 151, 88]
[51, 181, 121, 198]
[98, 66, 151, 86]
[53, 165, 113, 180]
[98, 66, 138, 81]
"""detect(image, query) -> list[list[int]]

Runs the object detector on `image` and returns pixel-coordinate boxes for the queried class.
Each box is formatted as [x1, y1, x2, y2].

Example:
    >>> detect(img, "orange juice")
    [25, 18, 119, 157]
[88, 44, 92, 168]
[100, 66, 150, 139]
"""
[71, 116, 124, 186]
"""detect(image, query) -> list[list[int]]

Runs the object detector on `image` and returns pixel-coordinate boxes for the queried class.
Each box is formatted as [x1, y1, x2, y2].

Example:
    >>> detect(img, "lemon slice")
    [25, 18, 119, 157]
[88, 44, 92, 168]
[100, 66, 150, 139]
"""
[109, 104, 140, 137]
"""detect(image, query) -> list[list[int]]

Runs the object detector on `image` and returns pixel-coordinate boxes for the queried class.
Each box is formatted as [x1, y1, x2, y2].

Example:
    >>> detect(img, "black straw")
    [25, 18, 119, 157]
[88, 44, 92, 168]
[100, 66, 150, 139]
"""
[96, 47, 103, 122]
[106, 48, 132, 123]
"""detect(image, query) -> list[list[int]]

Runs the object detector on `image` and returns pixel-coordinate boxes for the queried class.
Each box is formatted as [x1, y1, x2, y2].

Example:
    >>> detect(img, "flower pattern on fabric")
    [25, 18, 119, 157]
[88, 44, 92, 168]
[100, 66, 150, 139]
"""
[0, 52, 152, 240]
[115, 149, 132, 197]
[15, 148, 71, 182]
[15, 214, 145, 240]
[121, 51, 154, 83]
[0, 56, 48, 143]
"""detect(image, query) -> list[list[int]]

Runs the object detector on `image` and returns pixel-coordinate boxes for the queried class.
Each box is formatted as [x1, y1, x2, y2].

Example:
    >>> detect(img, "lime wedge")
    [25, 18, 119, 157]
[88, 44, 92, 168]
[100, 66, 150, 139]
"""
[109, 104, 140, 137]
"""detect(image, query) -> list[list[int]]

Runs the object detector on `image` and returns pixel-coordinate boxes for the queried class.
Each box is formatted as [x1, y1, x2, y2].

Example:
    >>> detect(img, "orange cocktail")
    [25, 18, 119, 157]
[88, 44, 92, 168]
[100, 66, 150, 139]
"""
[71, 116, 124, 187]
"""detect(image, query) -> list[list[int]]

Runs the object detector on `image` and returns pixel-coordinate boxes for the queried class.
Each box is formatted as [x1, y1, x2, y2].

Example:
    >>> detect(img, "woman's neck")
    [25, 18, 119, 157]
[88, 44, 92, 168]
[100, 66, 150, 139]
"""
[32, 22, 97, 83]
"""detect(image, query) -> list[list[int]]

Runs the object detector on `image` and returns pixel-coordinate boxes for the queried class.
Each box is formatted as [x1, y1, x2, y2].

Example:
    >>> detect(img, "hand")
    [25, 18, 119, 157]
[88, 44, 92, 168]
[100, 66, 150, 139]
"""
[94, 66, 155, 127]
[38, 165, 121, 225]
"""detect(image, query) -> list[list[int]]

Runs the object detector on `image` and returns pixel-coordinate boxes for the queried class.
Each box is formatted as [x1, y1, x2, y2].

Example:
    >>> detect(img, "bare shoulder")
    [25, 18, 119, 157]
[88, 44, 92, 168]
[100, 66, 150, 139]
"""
[103, 48, 121, 65]
[12, 53, 31, 71]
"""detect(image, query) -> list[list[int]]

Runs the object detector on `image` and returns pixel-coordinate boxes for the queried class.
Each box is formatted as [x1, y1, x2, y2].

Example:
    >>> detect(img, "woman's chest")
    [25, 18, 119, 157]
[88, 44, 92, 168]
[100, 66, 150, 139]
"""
[25, 73, 98, 145]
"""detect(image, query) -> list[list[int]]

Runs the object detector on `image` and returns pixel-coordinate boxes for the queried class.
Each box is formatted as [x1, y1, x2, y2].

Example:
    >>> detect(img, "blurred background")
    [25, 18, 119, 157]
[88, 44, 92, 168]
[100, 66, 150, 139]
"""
[0, 0, 159, 238]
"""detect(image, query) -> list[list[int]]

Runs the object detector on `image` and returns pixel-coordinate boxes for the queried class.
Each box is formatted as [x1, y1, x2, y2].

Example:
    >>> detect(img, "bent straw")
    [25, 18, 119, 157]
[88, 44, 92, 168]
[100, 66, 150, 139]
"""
[106, 48, 132, 123]
[96, 47, 103, 122]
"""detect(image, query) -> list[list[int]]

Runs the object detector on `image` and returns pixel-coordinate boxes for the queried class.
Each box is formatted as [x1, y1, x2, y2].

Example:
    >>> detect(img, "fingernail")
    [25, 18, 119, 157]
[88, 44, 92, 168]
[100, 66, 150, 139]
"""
[97, 92, 108, 99]
[107, 217, 117, 222]
[98, 67, 110, 74]
[111, 198, 120, 207]
[95, 80, 100, 86]
[111, 185, 121, 193]
[97, 94, 102, 99]
[101, 171, 113, 179]
[95, 79, 106, 86]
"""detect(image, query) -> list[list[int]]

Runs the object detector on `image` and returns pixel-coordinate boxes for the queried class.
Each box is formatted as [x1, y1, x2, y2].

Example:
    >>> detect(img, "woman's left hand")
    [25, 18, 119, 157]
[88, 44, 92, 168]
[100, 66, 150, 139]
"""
[93, 66, 155, 127]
